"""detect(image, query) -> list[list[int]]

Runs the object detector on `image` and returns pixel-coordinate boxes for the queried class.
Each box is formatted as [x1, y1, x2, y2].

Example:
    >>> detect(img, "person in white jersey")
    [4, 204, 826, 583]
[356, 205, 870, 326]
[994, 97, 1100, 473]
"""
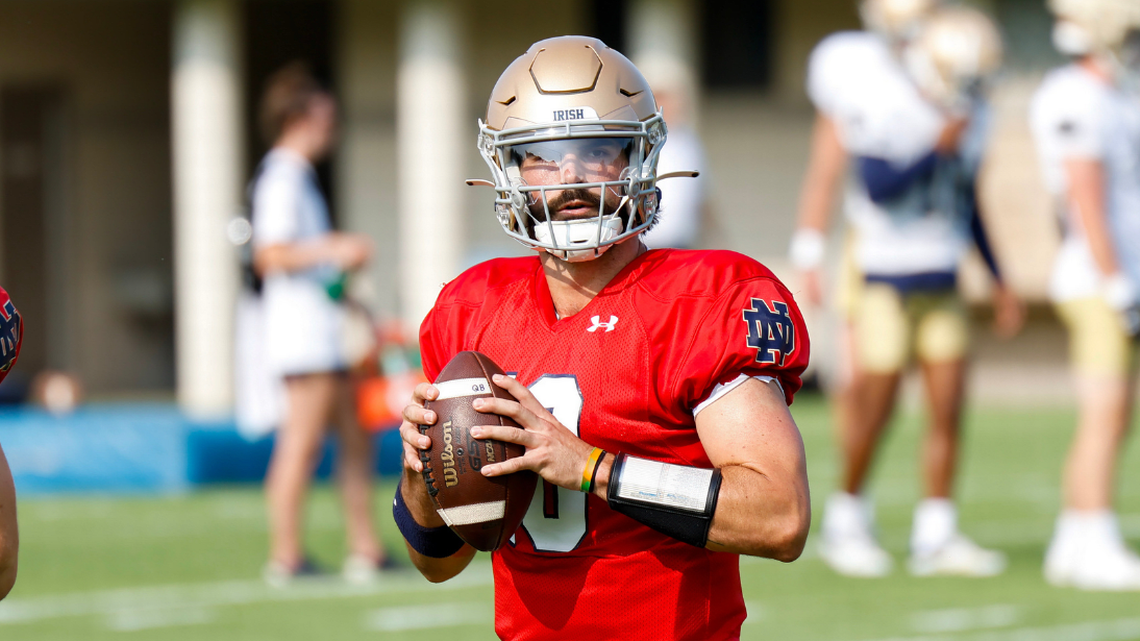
[794, 2, 1024, 578]
[251, 63, 390, 585]
[1030, 0, 1140, 591]
[639, 59, 709, 250]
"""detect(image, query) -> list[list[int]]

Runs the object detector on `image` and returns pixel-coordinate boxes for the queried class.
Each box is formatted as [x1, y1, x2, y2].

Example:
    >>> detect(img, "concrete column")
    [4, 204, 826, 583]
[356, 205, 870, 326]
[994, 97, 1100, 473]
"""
[171, 0, 243, 416]
[397, 0, 465, 334]
[628, 0, 700, 124]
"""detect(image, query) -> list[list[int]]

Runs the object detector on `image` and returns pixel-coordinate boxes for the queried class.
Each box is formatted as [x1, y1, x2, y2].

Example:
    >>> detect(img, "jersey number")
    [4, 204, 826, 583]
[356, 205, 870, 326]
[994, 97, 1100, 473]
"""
[516, 375, 588, 553]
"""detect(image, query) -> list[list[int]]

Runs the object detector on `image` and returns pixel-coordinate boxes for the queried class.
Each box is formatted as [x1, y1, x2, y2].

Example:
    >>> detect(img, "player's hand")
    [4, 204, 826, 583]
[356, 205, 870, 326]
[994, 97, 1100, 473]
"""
[1103, 273, 1140, 337]
[399, 382, 440, 474]
[328, 233, 373, 271]
[470, 374, 595, 492]
[798, 268, 824, 307]
[935, 117, 969, 155]
[991, 283, 1026, 339]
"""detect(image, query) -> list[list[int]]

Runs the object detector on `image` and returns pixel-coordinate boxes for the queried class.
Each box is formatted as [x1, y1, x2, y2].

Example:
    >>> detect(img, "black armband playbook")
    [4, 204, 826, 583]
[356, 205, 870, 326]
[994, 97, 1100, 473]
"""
[606, 452, 723, 548]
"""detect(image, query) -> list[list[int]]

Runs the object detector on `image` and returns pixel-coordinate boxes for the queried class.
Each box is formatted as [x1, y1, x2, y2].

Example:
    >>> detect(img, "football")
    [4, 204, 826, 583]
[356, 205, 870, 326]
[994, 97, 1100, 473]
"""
[420, 350, 537, 551]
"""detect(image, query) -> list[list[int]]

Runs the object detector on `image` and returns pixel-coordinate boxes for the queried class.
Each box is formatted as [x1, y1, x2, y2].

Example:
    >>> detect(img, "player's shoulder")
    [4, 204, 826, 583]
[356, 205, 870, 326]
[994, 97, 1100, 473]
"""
[436, 255, 538, 308]
[636, 249, 791, 301]
[1032, 65, 1106, 121]
[808, 31, 892, 107]
[811, 30, 887, 66]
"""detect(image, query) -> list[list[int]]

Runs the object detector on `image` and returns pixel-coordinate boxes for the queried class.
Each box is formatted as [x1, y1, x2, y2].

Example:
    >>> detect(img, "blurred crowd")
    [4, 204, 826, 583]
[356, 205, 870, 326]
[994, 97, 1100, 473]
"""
[792, 0, 1140, 590]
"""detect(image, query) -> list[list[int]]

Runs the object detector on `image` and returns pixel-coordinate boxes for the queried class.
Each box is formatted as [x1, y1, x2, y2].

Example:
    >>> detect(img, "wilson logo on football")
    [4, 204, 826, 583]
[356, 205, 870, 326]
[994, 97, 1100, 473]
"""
[742, 298, 794, 367]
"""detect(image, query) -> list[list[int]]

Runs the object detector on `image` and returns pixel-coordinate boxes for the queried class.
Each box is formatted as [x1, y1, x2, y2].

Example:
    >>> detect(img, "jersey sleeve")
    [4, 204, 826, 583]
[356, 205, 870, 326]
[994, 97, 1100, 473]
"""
[806, 35, 846, 115]
[1031, 75, 1105, 161]
[669, 277, 810, 410]
[251, 169, 302, 247]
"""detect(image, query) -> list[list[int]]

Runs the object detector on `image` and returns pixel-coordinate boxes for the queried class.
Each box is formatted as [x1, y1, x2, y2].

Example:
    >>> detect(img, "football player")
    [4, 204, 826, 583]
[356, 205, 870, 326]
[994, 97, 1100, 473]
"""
[795, 3, 1023, 578]
[395, 36, 811, 640]
[1030, 0, 1140, 591]
[0, 286, 23, 600]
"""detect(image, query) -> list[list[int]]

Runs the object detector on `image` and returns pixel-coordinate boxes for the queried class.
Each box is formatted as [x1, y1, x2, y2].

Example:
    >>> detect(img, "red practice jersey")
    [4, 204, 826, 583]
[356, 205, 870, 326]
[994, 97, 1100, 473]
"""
[420, 248, 809, 641]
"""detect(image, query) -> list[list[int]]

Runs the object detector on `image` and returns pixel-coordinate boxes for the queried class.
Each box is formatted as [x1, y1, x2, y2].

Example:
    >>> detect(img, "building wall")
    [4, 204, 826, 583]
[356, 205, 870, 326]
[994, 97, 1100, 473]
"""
[0, 1, 174, 394]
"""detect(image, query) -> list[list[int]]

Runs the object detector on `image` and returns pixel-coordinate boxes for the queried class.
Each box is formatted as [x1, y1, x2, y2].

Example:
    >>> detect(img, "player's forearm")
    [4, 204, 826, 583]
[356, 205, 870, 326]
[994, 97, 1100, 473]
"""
[795, 114, 847, 232]
[1066, 158, 1118, 276]
[398, 467, 476, 582]
[0, 446, 18, 600]
[404, 541, 476, 583]
[254, 237, 341, 275]
[590, 454, 810, 560]
[703, 465, 810, 560]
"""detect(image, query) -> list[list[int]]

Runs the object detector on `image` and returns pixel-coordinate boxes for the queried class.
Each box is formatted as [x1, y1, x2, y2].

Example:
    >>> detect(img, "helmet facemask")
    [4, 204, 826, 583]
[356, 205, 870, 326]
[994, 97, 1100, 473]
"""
[479, 114, 666, 262]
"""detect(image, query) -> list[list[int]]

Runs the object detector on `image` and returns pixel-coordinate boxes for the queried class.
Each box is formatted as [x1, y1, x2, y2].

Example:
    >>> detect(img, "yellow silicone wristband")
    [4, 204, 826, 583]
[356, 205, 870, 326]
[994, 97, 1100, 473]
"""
[580, 447, 604, 493]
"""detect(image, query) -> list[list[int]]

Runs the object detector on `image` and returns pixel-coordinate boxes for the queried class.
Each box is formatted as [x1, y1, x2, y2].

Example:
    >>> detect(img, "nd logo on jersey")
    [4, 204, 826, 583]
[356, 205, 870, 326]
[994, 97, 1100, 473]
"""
[0, 300, 19, 373]
[742, 298, 794, 367]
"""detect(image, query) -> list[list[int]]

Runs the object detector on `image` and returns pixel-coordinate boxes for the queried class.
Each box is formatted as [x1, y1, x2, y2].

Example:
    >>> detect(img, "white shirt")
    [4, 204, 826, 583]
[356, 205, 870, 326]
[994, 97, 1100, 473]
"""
[643, 127, 708, 249]
[808, 31, 980, 277]
[251, 148, 345, 375]
[1030, 64, 1140, 301]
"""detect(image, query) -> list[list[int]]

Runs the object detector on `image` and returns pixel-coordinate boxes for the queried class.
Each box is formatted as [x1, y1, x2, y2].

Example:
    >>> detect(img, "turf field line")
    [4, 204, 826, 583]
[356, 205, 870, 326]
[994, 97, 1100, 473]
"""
[847, 616, 1140, 641]
[363, 602, 491, 631]
[910, 605, 1020, 634]
[104, 606, 217, 632]
[0, 565, 493, 625]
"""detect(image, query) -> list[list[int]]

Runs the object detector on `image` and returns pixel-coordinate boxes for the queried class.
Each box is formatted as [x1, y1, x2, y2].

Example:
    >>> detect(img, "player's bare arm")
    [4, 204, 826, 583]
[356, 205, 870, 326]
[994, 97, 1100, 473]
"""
[0, 443, 18, 600]
[254, 232, 372, 275]
[1064, 159, 1117, 277]
[690, 378, 810, 559]
[791, 114, 846, 306]
[398, 382, 477, 582]
[475, 374, 810, 561]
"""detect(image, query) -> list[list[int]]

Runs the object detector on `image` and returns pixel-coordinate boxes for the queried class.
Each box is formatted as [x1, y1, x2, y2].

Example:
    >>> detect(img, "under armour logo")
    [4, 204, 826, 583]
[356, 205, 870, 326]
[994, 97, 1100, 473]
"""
[742, 298, 795, 367]
[586, 315, 618, 333]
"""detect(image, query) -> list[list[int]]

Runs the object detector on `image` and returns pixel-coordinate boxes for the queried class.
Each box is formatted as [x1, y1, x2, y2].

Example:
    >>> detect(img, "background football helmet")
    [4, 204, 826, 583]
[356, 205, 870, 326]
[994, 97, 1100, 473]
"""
[904, 6, 1003, 113]
[477, 36, 667, 262]
[1049, 0, 1140, 78]
[860, 0, 940, 43]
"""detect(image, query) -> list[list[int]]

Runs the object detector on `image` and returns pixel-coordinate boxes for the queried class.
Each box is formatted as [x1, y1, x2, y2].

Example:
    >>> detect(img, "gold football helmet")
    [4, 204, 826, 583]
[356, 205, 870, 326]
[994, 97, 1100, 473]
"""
[476, 36, 675, 262]
[1049, 0, 1140, 76]
[860, 0, 940, 42]
[905, 6, 1003, 112]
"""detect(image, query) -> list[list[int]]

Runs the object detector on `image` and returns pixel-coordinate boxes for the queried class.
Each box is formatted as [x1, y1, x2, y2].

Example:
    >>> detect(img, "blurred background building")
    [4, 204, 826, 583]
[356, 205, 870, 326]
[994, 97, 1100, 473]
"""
[0, 0, 1063, 418]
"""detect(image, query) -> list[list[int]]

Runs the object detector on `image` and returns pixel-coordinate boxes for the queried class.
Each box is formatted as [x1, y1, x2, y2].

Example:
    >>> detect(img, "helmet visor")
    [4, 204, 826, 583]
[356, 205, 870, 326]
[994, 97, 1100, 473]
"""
[506, 137, 634, 185]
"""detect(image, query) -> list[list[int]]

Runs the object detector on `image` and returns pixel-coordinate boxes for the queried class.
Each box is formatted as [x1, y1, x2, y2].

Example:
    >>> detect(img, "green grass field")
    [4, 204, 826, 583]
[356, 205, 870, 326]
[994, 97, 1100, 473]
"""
[3, 395, 1140, 640]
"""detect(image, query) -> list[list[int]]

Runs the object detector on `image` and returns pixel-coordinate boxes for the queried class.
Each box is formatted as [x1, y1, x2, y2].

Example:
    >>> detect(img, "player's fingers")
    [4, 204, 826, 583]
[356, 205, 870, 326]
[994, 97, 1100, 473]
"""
[490, 374, 552, 419]
[399, 419, 431, 450]
[401, 439, 423, 473]
[472, 396, 542, 430]
[402, 402, 437, 427]
[412, 382, 439, 403]
[469, 424, 535, 448]
[481, 455, 531, 477]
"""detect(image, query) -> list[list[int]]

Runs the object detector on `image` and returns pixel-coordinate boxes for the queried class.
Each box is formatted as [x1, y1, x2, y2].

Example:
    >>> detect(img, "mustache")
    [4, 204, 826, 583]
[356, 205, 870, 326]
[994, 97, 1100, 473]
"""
[544, 188, 601, 213]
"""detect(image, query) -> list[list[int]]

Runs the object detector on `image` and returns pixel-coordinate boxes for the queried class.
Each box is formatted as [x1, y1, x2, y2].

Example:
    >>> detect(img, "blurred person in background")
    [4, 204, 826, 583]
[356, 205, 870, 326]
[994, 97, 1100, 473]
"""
[0, 285, 23, 600]
[1030, 0, 1140, 591]
[795, 1, 1023, 578]
[251, 63, 389, 586]
[639, 60, 709, 250]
